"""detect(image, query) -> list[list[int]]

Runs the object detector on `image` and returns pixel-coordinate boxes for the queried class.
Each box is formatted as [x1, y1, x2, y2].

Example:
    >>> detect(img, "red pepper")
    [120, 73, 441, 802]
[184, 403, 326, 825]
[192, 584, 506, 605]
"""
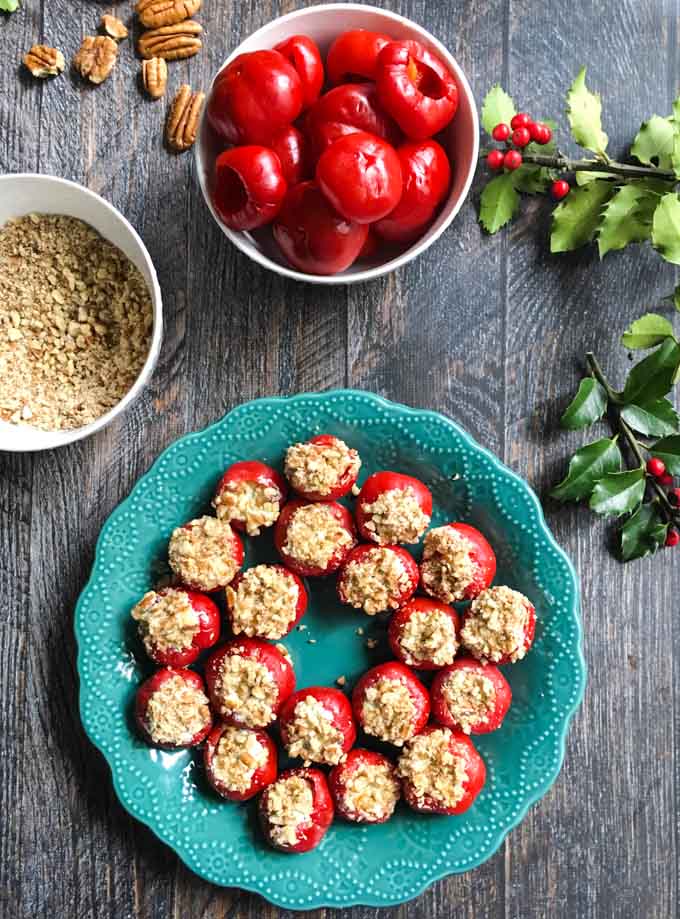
[376, 40, 459, 141]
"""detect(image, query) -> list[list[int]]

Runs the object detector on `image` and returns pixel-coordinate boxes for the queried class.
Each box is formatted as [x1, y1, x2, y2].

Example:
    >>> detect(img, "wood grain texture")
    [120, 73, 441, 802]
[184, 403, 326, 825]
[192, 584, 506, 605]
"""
[0, 0, 678, 917]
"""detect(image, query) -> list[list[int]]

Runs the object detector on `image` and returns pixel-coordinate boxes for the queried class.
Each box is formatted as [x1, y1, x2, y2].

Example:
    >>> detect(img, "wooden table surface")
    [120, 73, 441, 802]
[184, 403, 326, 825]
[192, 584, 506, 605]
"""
[1, 1, 678, 917]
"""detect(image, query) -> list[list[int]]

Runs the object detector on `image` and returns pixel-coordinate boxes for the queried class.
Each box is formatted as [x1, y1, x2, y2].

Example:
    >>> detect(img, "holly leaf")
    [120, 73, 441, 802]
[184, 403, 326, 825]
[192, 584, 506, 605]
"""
[670, 284, 680, 312]
[550, 181, 613, 253]
[589, 469, 645, 518]
[0, 0, 19, 10]
[512, 165, 553, 195]
[481, 85, 516, 135]
[560, 377, 608, 429]
[620, 502, 668, 561]
[597, 185, 657, 257]
[652, 193, 680, 264]
[550, 437, 622, 502]
[479, 173, 520, 234]
[630, 115, 675, 169]
[622, 337, 680, 403]
[576, 170, 612, 186]
[566, 68, 609, 157]
[620, 398, 680, 437]
[621, 312, 675, 349]
[649, 434, 680, 474]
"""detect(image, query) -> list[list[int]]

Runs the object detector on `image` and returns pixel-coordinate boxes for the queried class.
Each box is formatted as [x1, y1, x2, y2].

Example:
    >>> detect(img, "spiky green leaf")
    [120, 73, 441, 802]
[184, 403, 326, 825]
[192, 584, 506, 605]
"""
[479, 173, 520, 234]
[622, 337, 680, 403]
[0, 0, 19, 10]
[511, 165, 553, 195]
[550, 181, 613, 253]
[620, 399, 680, 437]
[621, 313, 675, 350]
[630, 115, 675, 169]
[560, 377, 608, 429]
[566, 68, 609, 157]
[649, 434, 680, 474]
[597, 184, 658, 257]
[589, 469, 646, 518]
[551, 437, 622, 502]
[620, 502, 668, 561]
[652, 193, 680, 264]
[481, 85, 516, 135]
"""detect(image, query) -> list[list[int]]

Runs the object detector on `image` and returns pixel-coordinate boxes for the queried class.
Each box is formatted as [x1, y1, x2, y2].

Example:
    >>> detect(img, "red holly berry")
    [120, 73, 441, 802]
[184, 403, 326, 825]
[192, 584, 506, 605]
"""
[511, 112, 532, 130]
[530, 122, 552, 145]
[666, 529, 680, 548]
[647, 457, 666, 478]
[511, 127, 531, 148]
[551, 179, 570, 200]
[503, 150, 523, 171]
[658, 472, 674, 486]
[487, 149, 505, 170]
[492, 123, 511, 142]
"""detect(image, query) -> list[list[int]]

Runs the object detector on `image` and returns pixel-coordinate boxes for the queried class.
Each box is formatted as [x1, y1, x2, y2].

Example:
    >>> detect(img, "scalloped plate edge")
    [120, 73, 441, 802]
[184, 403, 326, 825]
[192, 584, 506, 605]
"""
[75, 389, 586, 909]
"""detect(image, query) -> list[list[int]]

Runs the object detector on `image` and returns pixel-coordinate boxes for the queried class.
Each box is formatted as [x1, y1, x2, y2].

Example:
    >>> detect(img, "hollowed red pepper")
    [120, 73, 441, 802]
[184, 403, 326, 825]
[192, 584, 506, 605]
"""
[376, 40, 459, 141]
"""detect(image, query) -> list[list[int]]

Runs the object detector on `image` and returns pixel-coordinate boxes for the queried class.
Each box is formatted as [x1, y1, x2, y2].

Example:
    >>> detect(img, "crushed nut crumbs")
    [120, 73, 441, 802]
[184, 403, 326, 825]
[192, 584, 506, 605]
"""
[145, 675, 210, 746]
[131, 589, 199, 654]
[420, 526, 478, 602]
[213, 479, 282, 536]
[341, 547, 412, 615]
[226, 565, 299, 639]
[283, 503, 353, 570]
[441, 670, 496, 734]
[365, 638, 379, 650]
[461, 586, 532, 663]
[361, 487, 430, 545]
[214, 653, 278, 727]
[361, 677, 417, 746]
[263, 774, 314, 848]
[341, 759, 400, 821]
[398, 609, 458, 667]
[168, 516, 239, 590]
[336, 675, 346, 687]
[211, 726, 268, 792]
[397, 728, 468, 809]
[284, 695, 346, 766]
[0, 215, 152, 431]
[284, 438, 360, 496]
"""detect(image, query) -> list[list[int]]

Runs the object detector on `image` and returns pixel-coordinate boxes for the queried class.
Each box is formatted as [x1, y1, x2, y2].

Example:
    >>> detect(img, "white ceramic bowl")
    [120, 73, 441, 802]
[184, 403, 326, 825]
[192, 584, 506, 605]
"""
[0, 174, 163, 453]
[195, 2, 479, 285]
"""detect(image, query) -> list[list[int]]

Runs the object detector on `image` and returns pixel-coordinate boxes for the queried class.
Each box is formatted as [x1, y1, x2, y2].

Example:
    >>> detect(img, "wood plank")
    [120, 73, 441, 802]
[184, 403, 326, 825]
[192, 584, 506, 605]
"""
[504, 1, 678, 918]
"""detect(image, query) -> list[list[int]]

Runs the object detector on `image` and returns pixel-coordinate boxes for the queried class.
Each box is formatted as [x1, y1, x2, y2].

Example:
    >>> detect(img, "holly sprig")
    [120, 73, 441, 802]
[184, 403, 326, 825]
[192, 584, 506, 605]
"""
[478, 69, 680, 264]
[552, 301, 680, 560]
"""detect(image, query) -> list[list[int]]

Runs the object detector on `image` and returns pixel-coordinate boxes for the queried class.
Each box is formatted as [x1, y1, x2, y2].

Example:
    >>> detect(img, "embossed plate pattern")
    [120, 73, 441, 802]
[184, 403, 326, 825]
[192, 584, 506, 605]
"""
[75, 390, 585, 909]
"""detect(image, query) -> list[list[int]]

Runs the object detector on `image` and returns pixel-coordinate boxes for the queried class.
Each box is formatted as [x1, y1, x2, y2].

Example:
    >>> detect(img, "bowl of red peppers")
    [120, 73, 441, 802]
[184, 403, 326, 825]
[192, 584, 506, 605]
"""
[195, 3, 479, 284]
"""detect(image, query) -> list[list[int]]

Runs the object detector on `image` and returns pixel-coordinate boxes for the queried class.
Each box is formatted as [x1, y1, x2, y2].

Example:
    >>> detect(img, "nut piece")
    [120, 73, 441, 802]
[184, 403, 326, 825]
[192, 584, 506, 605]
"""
[73, 36, 118, 84]
[141, 57, 168, 99]
[101, 15, 129, 41]
[136, 0, 202, 29]
[166, 83, 205, 152]
[137, 20, 202, 61]
[23, 45, 65, 78]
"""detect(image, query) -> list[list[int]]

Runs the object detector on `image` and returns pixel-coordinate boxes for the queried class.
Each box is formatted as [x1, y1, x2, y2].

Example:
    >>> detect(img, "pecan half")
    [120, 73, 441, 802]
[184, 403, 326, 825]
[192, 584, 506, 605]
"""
[73, 36, 118, 84]
[23, 45, 65, 78]
[137, 20, 202, 61]
[166, 84, 205, 152]
[101, 15, 129, 41]
[141, 57, 168, 99]
[136, 0, 202, 29]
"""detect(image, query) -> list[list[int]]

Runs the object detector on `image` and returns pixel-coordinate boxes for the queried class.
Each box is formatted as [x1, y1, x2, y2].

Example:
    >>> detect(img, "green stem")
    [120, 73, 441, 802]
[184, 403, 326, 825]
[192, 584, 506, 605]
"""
[479, 150, 676, 183]
[586, 352, 679, 524]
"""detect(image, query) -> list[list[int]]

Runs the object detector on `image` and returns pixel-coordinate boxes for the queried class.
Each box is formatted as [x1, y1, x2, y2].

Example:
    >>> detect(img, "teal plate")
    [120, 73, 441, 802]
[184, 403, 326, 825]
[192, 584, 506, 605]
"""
[75, 390, 585, 910]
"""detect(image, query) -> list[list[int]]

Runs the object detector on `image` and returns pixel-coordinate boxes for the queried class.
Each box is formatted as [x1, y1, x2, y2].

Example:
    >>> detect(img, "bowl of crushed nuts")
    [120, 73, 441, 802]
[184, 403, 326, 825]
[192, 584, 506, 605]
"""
[0, 174, 163, 453]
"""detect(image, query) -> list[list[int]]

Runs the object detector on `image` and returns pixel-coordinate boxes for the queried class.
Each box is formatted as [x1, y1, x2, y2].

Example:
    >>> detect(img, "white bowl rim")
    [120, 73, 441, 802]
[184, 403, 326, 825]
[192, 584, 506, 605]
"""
[0, 173, 163, 453]
[194, 2, 480, 286]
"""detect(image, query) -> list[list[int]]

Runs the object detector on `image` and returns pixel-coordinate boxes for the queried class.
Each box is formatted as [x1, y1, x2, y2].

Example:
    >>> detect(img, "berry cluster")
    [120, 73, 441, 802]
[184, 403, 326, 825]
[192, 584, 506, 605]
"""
[646, 458, 680, 546]
[486, 113, 570, 201]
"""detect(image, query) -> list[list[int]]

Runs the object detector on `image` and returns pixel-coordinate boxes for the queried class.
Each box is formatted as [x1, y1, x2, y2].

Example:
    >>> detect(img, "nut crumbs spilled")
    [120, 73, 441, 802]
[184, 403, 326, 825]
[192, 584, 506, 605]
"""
[0, 214, 153, 432]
